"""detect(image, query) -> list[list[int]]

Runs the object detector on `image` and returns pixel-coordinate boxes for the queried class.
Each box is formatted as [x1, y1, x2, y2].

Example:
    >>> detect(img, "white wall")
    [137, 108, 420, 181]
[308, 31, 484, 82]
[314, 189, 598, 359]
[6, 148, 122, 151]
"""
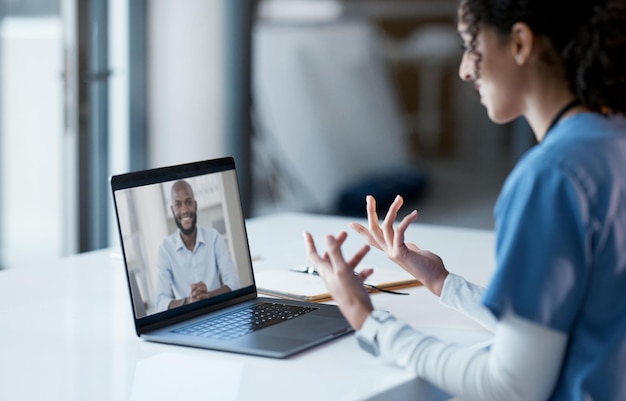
[252, 20, 414, 213]
[147, 0, 225, 168]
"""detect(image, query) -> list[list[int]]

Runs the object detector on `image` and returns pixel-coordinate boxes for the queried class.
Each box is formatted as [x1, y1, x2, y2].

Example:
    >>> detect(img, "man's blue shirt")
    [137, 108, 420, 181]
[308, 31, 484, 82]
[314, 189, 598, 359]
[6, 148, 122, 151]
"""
[156, 226, 240, 312]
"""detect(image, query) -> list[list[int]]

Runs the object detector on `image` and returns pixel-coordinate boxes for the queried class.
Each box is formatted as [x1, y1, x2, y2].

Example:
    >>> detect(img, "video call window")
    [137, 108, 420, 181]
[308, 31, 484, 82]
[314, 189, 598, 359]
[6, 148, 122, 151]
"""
[114, 170, 254, 318]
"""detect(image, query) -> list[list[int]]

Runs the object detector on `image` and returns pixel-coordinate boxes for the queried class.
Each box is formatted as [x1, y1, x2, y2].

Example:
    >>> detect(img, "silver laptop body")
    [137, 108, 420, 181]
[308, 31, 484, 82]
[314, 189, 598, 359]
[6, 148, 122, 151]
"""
[110, 157, 352, 358]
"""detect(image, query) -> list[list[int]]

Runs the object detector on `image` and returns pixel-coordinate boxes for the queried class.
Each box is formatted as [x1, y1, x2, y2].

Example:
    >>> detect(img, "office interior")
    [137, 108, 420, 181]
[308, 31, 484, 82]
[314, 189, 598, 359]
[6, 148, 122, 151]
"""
[0, 0, 534, 270]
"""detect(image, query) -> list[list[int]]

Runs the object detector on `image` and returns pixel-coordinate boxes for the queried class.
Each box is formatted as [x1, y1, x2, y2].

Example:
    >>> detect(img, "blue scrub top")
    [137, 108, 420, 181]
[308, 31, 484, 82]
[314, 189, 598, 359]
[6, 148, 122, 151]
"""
[482, 113, 626, 401]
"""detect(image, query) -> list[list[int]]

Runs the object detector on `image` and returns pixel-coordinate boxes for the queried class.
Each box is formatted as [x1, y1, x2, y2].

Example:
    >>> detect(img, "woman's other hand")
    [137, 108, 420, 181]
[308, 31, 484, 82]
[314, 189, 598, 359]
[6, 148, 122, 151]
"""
[303, 231, 374, 330]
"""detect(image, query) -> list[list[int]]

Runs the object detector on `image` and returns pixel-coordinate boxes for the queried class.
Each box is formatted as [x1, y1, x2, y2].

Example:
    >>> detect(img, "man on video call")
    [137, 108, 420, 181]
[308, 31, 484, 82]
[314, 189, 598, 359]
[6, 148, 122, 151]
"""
[156, 179, 240, 312]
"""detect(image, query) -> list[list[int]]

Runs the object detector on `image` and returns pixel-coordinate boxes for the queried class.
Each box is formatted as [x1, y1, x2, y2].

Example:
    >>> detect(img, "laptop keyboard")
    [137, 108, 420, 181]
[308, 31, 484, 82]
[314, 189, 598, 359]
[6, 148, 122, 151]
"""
[172, 302, 318, 341]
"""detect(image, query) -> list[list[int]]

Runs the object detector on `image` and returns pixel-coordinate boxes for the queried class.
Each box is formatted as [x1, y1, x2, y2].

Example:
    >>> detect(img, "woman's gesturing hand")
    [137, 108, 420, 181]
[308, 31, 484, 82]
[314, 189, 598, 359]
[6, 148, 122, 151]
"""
[350, 195, 449, 296]
[303, 231, 374, 330]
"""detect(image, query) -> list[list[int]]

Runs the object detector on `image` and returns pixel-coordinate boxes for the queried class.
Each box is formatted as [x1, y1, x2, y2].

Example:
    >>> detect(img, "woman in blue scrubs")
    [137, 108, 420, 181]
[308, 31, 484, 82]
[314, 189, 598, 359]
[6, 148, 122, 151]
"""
[304, 1, 626, 399]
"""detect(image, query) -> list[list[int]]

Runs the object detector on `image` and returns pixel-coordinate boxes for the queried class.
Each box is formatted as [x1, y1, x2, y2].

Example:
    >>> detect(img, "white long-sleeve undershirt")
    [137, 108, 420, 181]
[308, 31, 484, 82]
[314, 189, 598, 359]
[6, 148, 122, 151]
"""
[438, 273, 497, 332]
[362, 274, 568, 401]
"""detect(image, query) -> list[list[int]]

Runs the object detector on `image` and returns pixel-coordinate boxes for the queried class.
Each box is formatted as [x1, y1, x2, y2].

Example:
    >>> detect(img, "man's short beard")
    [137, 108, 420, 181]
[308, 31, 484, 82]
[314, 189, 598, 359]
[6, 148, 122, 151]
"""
[175, 213, 197, 236]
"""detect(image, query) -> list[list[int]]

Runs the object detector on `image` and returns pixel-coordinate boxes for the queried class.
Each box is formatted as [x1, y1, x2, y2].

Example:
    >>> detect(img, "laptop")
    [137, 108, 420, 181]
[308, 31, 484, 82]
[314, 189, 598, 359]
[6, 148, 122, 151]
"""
[110, 157, 353, 358]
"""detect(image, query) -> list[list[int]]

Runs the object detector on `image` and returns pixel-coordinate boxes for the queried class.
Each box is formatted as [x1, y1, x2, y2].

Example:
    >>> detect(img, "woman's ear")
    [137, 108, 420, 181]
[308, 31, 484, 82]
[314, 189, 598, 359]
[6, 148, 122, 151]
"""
[510, 22, 534, 65]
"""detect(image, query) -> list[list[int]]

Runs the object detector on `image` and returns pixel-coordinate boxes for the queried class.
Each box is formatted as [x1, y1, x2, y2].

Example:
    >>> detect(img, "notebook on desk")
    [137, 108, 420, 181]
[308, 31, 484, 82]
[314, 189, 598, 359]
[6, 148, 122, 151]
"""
[110, 157, 352, 358]
[256, 268, 421, 302]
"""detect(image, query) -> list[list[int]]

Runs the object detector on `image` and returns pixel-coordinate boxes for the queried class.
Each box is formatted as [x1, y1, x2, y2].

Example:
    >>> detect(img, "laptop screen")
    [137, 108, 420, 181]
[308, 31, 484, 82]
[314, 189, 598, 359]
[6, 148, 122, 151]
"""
[111, 158, 255, 323]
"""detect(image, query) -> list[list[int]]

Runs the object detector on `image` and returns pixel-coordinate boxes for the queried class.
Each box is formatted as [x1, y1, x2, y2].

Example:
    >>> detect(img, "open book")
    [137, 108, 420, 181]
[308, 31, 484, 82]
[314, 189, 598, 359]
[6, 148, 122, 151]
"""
[254, 268, 421, 302]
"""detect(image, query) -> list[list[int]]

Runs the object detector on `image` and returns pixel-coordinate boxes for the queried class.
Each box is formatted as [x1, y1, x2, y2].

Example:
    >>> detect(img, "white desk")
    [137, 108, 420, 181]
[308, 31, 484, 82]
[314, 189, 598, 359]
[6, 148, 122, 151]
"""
[0, 213, 495, 401]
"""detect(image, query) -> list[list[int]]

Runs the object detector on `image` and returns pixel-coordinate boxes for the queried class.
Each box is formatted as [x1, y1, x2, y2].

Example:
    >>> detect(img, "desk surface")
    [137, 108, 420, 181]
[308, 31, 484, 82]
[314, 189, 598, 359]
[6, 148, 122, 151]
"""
[0, 213, 495, 401]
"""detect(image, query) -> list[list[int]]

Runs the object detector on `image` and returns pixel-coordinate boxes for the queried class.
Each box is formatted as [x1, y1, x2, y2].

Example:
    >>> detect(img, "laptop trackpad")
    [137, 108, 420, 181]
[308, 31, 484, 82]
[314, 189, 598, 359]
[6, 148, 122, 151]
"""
[260, 315, 347, 341]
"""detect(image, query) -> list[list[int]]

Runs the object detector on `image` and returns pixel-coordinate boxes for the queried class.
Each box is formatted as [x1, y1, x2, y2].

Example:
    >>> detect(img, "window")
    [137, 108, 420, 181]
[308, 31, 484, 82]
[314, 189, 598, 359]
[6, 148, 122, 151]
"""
[0, 0, 254, 268]
[0, 0, 72, 267]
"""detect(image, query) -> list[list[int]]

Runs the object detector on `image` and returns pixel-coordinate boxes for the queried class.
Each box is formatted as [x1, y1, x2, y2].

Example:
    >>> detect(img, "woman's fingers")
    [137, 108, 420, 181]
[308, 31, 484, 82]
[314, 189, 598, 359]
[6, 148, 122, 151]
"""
[366, 196, 385, 245]
[324, 235, 346, 267]
[356, 267, 375, 282]
[319, 231, 349, 260]
[306, 231, 369, 268]
[366, 195, 379, 226]
[335, 231, 348, 244]
[382, 195, 404, 247]
[303, 231, 330, 273]
[303, 231, 317, 258]
[350, 222, 383, 250]
[383, 195, 403, 228]
[346, 244, 371, 268]
[354, 195, 420, 259]
[393, 210, 419, 252]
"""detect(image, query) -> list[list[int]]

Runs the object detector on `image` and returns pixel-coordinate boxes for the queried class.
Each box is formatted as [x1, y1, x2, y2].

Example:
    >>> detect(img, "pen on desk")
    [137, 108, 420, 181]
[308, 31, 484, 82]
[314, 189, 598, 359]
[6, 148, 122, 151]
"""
[290, 266, 319, 275]
[289, 266, 409, 295]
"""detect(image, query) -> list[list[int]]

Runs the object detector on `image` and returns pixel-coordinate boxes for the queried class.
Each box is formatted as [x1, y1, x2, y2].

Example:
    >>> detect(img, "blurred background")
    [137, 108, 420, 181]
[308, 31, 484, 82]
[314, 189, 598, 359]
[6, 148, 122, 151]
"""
[0, 0, 534, 270]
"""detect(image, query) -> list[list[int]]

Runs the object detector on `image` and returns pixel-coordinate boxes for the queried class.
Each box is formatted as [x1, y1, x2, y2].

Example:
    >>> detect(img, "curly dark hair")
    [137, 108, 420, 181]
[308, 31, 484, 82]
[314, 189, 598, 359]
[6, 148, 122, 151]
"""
[458, 0, 626, 114]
